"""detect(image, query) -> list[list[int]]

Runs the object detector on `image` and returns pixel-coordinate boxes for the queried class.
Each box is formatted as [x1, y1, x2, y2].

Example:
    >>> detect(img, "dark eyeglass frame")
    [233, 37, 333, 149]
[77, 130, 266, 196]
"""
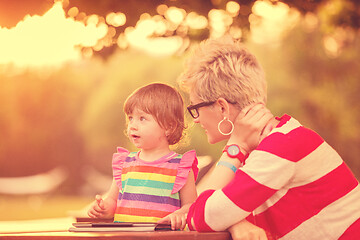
[187, 101, 216, 119]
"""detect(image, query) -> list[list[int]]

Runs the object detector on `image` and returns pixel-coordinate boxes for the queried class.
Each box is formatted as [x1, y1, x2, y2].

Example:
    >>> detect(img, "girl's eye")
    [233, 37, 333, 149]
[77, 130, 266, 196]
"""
[140, 116, 146, 121]
[128, 116, 133, 121]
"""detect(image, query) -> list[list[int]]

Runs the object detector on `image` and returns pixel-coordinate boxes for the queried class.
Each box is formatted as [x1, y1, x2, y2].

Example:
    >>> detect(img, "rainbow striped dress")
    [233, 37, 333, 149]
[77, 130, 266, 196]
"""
[112, 147, 198, 223]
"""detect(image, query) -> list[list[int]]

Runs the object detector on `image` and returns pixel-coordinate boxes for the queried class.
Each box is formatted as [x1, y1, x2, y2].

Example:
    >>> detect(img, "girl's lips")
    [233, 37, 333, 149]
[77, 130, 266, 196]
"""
[131, 134, 140, 139]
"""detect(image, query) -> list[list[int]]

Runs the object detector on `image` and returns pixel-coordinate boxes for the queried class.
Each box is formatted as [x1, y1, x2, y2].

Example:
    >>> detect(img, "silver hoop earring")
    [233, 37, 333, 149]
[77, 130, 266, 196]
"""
[218, 117, 234, 136]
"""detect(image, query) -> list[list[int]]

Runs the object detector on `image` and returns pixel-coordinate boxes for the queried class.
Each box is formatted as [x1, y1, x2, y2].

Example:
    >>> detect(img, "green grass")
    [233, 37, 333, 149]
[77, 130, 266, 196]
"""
[0, 195, 93, 221]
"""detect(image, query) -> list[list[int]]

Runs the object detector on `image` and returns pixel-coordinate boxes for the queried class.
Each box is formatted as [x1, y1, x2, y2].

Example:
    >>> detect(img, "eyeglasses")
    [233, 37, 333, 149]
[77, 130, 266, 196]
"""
[187, 101, 215, 119]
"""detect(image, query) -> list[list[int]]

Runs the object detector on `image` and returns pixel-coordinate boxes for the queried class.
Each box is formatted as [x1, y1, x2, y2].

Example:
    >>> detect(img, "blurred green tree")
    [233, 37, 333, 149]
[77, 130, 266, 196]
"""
[0, 0, 359, 197]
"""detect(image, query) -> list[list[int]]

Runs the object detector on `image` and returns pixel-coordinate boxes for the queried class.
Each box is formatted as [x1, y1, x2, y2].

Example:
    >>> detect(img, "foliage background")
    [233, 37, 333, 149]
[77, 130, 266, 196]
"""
[0, 0, 359, 220]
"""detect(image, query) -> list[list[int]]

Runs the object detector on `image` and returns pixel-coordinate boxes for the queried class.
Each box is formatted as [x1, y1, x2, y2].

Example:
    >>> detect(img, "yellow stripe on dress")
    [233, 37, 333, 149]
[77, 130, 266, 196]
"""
[122, 171, 176, 183]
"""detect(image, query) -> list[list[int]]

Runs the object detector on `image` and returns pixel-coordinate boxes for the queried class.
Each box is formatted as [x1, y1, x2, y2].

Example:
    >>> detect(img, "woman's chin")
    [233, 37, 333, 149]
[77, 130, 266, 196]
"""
[207, 134, 229, 144]
[207, 135, 221, 144]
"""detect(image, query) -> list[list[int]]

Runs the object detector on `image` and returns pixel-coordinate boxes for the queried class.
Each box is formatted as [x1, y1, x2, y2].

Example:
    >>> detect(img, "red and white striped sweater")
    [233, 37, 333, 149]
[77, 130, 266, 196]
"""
[187, 114, 360, 239]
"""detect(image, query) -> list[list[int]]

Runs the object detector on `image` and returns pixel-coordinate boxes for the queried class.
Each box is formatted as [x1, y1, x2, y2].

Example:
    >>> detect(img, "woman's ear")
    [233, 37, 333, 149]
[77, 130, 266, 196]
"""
[216, 98, 230, 116]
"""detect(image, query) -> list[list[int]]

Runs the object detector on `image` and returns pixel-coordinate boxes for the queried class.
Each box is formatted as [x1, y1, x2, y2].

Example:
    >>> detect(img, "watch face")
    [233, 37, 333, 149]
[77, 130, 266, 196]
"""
[228, 145, 240, 156]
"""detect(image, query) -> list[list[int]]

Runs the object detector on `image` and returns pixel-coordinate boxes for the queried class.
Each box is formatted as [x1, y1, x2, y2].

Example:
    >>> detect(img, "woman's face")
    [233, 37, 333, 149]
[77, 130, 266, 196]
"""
[189, 94, 230, 144]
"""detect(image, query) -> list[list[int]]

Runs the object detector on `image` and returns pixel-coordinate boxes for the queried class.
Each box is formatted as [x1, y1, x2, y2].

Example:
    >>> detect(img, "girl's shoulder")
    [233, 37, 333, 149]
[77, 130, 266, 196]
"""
[112, 147, 132, 164]
[112, 147, 135, 190]
[171, 150, 199, 194]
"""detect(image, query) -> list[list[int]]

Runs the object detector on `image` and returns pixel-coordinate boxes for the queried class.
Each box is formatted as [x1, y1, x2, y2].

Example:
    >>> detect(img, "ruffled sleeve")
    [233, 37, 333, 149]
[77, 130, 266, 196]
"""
[112, 147, 130, 191]
[171, 150, 199, 194]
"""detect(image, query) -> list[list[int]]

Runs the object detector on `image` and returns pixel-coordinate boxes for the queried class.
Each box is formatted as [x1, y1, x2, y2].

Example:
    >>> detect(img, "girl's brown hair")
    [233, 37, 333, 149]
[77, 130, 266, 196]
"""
[123, 83, 185, 145]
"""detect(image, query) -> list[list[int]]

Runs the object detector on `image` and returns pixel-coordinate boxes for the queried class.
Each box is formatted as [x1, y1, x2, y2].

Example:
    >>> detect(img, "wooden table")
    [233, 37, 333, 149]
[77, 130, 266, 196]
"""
[0, 231, 231, 240]
[0, 218, 231, 240]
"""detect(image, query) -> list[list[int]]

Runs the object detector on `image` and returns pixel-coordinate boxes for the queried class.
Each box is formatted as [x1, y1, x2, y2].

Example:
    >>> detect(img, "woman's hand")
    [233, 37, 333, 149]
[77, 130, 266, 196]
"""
[229, 103, 274, 154]
[228, 220, 268, 240]
[157, 211, 187, 230]
[87, 195, 116, 219]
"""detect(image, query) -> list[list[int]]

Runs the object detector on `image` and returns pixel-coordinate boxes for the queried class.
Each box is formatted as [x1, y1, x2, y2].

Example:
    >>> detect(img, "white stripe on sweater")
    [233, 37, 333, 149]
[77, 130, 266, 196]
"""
[205, 190, 250, 231]
[243, 150, 295, 190]
[289, 142, 343, 188]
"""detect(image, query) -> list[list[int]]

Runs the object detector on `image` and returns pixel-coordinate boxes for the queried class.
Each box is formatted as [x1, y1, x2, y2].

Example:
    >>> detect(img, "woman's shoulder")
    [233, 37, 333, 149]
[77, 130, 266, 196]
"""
[258, 115, 324, 162]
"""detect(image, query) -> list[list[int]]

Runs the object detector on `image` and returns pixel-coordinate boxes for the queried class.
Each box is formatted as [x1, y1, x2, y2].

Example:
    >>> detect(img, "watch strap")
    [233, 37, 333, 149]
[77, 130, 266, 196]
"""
[223, 144, 248, 165]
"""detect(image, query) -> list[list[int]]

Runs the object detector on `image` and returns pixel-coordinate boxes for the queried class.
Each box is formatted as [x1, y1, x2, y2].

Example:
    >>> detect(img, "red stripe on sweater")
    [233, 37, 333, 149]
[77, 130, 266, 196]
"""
[187, 190, 215, 232]
[187, 202, 196, 231]
[257, 127, 324, 162]
[254, 162, 358, 237]
[338, 217, 360, 240]
[223, 170, 276, 212]
[275, 114, 291, 127]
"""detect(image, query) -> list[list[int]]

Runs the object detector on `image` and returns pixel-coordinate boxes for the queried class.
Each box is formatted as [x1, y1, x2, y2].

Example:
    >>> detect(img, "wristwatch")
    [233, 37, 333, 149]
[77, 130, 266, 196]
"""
[223, 144, 247, 165]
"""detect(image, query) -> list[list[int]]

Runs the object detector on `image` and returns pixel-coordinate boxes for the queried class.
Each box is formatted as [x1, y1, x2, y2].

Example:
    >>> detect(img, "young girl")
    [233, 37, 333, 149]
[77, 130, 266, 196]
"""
[87, 83, 198, 230]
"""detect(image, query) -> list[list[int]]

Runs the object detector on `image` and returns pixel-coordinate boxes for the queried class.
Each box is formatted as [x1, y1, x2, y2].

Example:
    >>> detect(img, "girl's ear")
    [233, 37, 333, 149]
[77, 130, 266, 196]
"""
[165, 125, 173, 137]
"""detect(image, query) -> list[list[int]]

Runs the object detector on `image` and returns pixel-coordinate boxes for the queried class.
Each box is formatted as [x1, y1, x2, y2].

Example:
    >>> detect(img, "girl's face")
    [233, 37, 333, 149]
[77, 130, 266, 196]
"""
[189, 94, 229, 144]
[126, 108, 169, 150]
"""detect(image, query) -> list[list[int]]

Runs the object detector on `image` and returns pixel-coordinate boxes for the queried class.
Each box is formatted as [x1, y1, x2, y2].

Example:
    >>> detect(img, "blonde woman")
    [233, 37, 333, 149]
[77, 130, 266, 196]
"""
[179, 37, 360, 240]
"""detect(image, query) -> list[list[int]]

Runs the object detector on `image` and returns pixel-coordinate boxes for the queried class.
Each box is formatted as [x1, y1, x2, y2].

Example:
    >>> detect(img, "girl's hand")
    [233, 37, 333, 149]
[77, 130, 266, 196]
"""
[157, 212, 187, 230]
[87, 195, 115, 219]
[158, 170, 196, 230]
[228, 220, 268, 240]
[229, 103, 274, 154]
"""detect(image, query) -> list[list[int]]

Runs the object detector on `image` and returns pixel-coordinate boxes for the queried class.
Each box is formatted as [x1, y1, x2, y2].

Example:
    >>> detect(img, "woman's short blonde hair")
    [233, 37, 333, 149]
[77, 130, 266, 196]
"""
[124, 83, 185, 145]
[178, 36, 267, 110]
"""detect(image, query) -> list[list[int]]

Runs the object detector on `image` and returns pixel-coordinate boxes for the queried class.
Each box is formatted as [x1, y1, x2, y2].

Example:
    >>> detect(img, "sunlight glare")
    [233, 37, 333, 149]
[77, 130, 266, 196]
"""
[106, 12, 126, 27]
[0, 2, 107, 68]
[208, 9, 233, 38]
[165, 7, 186, 25]
[229, 26, 242, 39]
[253, 0, 289, 20]
[157, 4, 168, 16]
[250, 0, 300, 44]
[86, 14, 99, 25]
[186, 12, 208, 30]
[226, 1, 240, 17]
[68, 7, 79, 18]
[125, 17, 183, 56]
[154, 18, 167, 35]
[303, 13, 319, 32]
[324, 36, 339, 57]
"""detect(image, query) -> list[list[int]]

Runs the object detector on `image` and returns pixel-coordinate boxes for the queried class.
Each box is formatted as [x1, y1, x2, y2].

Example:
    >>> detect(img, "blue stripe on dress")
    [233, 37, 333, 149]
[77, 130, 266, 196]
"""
[124, 178, 174, 190]
[168, 158, 181, 163]
[125, 156, 137, 163]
